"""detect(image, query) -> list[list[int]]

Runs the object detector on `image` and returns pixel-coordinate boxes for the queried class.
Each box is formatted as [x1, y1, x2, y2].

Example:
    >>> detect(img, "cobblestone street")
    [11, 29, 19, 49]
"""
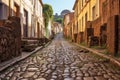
[0, 33, 120, 80]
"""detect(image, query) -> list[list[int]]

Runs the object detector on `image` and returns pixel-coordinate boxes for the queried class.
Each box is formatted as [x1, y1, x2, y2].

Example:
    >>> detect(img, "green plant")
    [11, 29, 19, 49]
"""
[103, 49, 109, 55]
[43, 4, 53, 28]
[80, 42, 87, 46]
[91, 46, 100, 49]
[54, 17, 63, 23]
[91, 44, 107, 50]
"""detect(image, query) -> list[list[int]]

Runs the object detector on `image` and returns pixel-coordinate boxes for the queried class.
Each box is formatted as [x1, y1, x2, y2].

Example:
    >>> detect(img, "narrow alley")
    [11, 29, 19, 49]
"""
[0, 33, 120, 80]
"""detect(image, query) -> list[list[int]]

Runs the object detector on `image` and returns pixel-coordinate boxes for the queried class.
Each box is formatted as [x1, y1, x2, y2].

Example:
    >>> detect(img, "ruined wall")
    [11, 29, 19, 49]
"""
[99, 0, 120, 56]
[107, 15, 120, 56]
[0, 20, 5, 27]
[92, 18, 101, 37]
[0, 16, 21, 62]
[84, 21, 93, 44]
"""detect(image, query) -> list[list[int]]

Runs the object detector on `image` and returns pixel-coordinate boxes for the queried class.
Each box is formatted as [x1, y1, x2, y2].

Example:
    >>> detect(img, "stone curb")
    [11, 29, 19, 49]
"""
[0, 41, 51, 72]
[73, 43, 120, 67]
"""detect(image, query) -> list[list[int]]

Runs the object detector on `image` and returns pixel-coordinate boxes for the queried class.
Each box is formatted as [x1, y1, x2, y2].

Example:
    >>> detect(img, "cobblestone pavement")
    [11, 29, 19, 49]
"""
[0, 33, 120, 80]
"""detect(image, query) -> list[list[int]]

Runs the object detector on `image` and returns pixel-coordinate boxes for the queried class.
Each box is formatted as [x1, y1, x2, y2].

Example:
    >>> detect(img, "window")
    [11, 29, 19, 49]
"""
[0, 3, 3, 19]
[37, 22, 40, 38]
[92, 6, 96, 20]
[1, 4, 8, 19]
[82, 17, 84, 31]
[82, 17, 84, 27]
[23, 9, 28, 37]
[85, 13, 87, 25]
[77, 21, 78, 33]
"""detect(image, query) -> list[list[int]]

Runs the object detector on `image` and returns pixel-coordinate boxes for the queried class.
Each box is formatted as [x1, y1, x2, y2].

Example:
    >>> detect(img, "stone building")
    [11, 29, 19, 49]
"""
[0, 0, 45, 38]
[63, 12, 74, 39]
[0, 0, 45, 62]
[85, 0, 120, 56]
[99, 0, 120, 56]
[72, 0, 120, 56]
[73, 0, 100, 43]
[52, 22, 63, 34]
[54, 9, 71, 19]
[31, 0, 44, 38]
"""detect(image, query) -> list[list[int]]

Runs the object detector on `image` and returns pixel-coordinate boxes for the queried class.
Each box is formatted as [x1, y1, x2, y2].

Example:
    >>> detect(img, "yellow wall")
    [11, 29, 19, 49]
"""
[73, 3, 78, 34]
[77, 0, 100, 33]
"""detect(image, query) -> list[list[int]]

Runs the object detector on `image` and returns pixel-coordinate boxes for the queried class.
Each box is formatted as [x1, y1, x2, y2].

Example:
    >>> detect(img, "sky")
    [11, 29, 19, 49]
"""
[42, 0, 75, 15]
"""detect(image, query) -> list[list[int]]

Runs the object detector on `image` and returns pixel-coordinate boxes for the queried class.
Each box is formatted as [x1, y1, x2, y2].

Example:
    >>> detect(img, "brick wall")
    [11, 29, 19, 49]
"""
[92, 18, 101, 37]
[0, 20, 5, 27]
[84, 21, 92, 44]
[99, 0, 120, 56]
[109, 0, 120, 16]
[0, 16, 21, 62]
[107, 15, 120, 56]
[107, 16, 116, 56]
[84, 18, 101, 45]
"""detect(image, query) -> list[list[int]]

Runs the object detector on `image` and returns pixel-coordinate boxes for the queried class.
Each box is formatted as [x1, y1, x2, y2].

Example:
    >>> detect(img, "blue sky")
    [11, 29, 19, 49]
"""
[42, 0, 75, 15]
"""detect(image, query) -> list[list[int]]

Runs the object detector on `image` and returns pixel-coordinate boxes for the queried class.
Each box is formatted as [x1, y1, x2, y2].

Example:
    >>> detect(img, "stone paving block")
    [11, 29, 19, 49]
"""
[35, 78, 46, 80]
[95, 76, 107, 80]
[0, 33, 120, 80]
[64, 78, 73, 80]
[22, 72, 35, 78]
[76, 77, 82, 80]
[83, 77, 94, 80]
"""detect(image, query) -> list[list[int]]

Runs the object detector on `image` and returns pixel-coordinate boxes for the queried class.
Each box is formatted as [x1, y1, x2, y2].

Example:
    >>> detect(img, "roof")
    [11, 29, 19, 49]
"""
[61, 9, 71, 16]
[73, 0, 78, 10]
[39, 0, 43, 6]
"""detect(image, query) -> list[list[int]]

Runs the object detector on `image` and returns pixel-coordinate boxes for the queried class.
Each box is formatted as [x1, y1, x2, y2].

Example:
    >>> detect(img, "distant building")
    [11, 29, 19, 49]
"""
[54, 9, 71, 20]
[63, 12, 74, 39]
[52, 22, 63, 34]
[61, 9, 71, 18]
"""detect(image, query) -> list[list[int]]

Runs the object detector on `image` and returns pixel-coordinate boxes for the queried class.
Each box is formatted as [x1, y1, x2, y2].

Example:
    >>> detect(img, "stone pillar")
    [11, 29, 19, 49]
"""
[0, 16, 21, 62]
[7, 16, 21, 57]
[107, 15, 118, 56]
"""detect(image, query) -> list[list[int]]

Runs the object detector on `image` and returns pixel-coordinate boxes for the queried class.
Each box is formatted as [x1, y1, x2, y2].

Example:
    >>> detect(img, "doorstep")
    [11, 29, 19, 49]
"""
[0, 41, 52, 72]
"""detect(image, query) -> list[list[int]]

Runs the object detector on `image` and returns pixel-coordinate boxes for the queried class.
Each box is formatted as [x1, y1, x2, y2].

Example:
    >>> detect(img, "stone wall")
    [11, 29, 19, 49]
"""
[97, 0, 120, 56]
[84, 21, 92, 44]
[0, 20, 5, 27]
[92, 18, 101, 37]
[0, 16, 21, 62]
[107, 15, 119, 56]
